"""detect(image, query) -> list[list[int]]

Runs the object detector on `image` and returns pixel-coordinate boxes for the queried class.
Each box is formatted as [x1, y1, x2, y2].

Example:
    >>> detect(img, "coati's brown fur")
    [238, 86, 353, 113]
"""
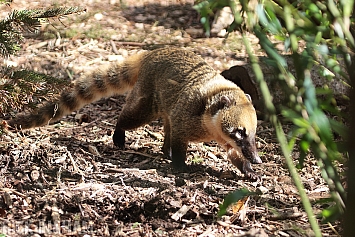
[8, 48, 261, 179]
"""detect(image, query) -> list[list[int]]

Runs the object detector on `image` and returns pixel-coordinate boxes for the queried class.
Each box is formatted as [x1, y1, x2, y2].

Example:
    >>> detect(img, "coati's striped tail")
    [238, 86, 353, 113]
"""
[8, 52, 146, 129]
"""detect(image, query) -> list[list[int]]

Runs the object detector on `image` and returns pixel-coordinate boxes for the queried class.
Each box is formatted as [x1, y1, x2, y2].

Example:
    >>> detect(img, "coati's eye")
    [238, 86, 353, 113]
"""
[227, 127, 246, 140]
[235, 127, 246, 140]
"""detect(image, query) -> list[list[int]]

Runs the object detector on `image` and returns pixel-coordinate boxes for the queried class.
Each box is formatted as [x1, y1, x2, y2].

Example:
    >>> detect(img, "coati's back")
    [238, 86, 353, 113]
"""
[135, 48, 240, 112]
[140, 47, 217, 87]
[134, 48, 218, 110]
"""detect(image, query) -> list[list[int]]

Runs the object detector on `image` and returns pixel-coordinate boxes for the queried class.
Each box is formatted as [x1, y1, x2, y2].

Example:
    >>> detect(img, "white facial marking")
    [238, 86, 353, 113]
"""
[235, 132, 242, 140]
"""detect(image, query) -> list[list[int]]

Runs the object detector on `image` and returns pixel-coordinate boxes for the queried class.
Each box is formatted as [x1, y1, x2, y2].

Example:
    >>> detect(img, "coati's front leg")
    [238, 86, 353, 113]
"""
[163, 119, 189, 170]
[162, 115, 171, 157]
[170, 137, 188, 170]
[228, 148, 259, 181]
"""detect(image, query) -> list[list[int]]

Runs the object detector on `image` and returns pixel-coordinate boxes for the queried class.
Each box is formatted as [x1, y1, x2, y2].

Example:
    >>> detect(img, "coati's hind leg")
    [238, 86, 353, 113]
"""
[160, 116, 189, 170]
[113, 127, 126, 149]
[162, 115, 171, 157]
[113, 96, 156, 148]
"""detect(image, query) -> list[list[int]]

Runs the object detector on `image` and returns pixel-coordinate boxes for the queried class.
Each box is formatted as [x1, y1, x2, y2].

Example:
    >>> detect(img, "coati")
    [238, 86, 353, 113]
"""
[8, 48, 262, 179]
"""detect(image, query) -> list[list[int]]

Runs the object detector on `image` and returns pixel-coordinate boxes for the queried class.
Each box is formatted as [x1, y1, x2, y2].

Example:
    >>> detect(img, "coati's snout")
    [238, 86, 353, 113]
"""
[225, 126, 261, 164]
[215, 93, 261, 179]
[219, 93, 260, 164]
[223, 124, 261, 180]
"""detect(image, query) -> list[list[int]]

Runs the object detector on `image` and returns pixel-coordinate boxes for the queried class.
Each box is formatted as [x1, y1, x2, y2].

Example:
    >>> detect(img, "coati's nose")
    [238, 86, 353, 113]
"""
[241, 137, 262, 164]
[251, 152, 262, 164]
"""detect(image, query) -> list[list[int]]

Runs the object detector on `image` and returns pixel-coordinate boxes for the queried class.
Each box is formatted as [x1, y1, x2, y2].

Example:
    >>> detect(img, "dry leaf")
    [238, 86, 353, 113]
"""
[88, 145, 100, 156]
[230, 196, 249, 224]
[171, 205, 190, 221]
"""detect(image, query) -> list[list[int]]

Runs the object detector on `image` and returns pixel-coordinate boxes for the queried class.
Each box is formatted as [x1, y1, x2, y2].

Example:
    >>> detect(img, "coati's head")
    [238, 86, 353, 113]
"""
[209, 92, 262, 165]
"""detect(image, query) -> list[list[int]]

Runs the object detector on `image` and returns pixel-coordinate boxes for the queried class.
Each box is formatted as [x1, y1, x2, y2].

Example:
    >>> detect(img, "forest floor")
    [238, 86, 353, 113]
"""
[0, 0, 344, 236]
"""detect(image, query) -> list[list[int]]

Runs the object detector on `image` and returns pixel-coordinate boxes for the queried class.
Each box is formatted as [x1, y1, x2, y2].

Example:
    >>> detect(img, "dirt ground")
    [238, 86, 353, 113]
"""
[0, 0, 344, 236]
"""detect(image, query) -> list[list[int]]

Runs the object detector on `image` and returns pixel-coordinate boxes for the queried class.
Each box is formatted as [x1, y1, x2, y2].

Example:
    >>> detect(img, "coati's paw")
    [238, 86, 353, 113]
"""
[171, 159, 189, 172]
[244, 170, 260, 181]
[171, 164, 190, 173]
[112, 129, 125, 149]
[228, 149, 260, 181]
[240, 162, 261, 181]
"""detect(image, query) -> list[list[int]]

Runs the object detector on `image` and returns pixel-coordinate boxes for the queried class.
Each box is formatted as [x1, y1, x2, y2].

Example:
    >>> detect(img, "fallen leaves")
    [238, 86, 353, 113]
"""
[0, 0, 343, 235]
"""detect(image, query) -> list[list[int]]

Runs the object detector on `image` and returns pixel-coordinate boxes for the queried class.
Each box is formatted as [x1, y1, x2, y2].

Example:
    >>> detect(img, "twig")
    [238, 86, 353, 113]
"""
[121, 150, 157, 159]
[115, 41, 146, 47]
[144, 128, 163, 141]
[48, 119, 99, 134]
[328, 222, 341, 237]
[110, 40, 119, 54]
[105, 168, 157, 174]
[0, 188, 27, 198]
[268, 212, 303, 221]
[66, 150, 84, 175]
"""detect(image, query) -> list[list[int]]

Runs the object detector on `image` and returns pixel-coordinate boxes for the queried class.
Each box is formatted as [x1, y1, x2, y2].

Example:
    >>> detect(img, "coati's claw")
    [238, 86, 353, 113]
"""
[241, 162, 260, 181]
[245, 171, 260, 182]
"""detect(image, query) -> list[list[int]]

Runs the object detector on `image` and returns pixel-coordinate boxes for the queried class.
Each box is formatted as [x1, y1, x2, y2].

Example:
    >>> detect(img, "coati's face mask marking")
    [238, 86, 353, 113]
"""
[224, 126, 261, 164]
[218, 94, 262, 164]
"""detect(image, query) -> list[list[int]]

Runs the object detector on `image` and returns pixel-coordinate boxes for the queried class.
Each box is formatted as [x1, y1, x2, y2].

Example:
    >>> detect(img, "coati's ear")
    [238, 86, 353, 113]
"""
[211, 95, 235, 115]
[220, 95, 233, 108]
[245, 94, 252, 102]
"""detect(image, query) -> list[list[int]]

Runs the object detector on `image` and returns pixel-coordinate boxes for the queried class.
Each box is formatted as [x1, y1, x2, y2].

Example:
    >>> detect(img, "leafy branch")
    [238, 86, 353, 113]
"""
[0, 6, 86, 56]
[0, 3, 86, 118]
[195, 0, 353, 235]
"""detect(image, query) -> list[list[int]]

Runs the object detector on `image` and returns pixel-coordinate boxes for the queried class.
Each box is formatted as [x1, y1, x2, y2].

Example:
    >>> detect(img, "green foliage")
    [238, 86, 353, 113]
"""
[0, 69, 67, 114]
[253, 2, 351, 222]
[193, 0, 232, 36]
[0, 6, 86, 56]
[191, 155, 204, 164]
[195, 0, 354, 235]
[0, 0, 12, 4]
[0, 3, 85, 118]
